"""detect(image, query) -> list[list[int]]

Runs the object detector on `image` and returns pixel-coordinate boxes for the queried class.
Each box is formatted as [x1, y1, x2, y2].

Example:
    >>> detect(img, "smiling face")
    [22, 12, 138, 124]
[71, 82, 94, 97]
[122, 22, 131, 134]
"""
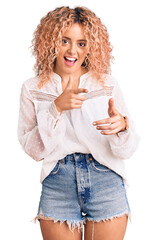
[54, 23, 88, 78]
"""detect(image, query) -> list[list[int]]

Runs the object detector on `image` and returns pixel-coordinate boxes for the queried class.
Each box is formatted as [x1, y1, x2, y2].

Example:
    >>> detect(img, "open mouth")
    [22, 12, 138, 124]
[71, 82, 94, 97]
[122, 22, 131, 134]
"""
[64, 56, 77, 67]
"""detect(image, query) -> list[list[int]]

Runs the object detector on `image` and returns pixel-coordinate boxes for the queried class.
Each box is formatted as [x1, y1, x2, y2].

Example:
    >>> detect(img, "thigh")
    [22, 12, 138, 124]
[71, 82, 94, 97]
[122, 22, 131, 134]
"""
[84, 214, 128, 240]
[40, 219, 82, 240]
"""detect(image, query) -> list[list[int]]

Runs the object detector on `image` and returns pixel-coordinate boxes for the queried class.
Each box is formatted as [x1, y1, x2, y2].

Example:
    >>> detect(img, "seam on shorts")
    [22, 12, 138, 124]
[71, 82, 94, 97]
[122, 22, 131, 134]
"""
[121, 181, 132, 223]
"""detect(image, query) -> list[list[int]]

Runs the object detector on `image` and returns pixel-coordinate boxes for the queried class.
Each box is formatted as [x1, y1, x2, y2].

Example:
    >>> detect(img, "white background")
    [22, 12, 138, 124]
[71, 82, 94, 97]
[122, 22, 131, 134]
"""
[1, 0, 158, 239]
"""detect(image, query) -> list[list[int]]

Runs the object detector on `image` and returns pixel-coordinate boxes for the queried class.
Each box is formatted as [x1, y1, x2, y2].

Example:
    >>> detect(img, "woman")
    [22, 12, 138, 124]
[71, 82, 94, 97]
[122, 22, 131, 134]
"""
[18, 6, 139, 240]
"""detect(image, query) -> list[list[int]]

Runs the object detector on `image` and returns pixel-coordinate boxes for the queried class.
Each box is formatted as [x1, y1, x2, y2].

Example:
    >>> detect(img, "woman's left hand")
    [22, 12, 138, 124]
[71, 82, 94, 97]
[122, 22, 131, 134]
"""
[92, 98, 126, 135]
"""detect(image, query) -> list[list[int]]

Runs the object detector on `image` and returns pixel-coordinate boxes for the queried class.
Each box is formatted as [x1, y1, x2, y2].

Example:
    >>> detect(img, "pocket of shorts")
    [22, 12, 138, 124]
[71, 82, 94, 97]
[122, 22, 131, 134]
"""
[91, 157, 111, 172]
[50, 161, 60, 175]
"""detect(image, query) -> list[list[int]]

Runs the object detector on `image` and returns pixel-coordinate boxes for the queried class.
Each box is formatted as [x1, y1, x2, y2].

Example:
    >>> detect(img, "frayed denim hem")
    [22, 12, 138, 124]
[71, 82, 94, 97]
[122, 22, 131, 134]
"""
[31, 208, 85, 233]
[85, 209, 131, 223]
[31, 209, 131, 239]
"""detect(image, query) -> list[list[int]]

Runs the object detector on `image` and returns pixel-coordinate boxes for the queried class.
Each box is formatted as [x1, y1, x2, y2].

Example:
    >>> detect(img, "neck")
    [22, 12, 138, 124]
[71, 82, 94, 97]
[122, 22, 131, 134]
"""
[53, 67, 88, 83]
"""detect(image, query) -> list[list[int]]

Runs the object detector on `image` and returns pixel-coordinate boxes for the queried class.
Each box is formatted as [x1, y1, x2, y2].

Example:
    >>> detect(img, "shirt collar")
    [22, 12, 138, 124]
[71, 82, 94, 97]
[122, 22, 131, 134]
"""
[50, 71, 91, 94]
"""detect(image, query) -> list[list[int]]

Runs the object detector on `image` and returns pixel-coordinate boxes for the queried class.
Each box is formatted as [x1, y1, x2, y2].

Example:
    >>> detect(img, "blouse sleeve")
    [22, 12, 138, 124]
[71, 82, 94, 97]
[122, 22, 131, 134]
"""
[108, 79, 140, 159]
[17, 83, 64, 161]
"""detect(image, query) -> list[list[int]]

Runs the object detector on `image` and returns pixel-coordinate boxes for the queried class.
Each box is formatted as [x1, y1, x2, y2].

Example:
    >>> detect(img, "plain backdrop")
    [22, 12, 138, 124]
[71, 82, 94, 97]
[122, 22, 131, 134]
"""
[1, 0, 158, 239]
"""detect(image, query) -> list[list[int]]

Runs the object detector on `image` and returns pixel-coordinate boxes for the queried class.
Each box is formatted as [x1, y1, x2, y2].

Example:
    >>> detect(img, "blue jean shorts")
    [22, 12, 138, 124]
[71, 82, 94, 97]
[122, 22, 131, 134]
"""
[33, 153, 131, 233]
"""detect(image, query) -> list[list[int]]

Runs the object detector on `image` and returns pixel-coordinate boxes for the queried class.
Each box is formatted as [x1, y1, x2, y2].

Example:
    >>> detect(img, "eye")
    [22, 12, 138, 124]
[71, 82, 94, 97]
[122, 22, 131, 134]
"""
[62, 39, 69, 45]
[78, 42, 86, 47]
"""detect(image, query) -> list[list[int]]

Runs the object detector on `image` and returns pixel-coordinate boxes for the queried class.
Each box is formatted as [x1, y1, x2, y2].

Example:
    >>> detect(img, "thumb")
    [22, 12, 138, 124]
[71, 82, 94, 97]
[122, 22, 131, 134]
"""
[108, 98, 118, 116]
[65, 75, 73, 90]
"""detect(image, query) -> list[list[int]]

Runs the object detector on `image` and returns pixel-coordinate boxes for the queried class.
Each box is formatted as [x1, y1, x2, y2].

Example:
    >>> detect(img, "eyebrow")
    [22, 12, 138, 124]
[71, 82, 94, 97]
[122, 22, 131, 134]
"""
[62, 36, 87, 42]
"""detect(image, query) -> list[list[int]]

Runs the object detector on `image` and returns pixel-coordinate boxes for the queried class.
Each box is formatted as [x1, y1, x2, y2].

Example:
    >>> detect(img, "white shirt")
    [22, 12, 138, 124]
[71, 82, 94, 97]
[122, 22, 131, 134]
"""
[17, 71, 139, 187]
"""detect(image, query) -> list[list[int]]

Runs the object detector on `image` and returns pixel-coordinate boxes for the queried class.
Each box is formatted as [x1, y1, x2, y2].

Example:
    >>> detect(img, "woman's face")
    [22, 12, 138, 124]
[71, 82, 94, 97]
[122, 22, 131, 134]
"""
[54, 23, 88, 76]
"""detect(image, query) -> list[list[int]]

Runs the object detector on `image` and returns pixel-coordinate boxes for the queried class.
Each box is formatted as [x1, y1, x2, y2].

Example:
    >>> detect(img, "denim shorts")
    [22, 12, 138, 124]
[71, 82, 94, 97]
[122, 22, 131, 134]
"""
[33, 153, 131, 234]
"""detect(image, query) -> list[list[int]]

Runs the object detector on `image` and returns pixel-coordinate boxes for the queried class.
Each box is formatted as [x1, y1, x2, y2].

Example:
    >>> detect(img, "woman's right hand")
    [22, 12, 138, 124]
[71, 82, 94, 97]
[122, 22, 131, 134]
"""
[54, 76, 88, 113]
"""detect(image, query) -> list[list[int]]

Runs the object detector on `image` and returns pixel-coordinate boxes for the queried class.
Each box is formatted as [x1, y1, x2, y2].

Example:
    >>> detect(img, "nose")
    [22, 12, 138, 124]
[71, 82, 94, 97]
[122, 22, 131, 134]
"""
[67, 42, 77, 55]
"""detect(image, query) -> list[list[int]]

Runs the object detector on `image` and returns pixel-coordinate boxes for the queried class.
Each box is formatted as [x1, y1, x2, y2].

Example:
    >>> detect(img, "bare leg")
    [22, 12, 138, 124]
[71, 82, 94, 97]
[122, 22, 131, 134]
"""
[84, 214, 128, 240]
[39, 219, 82, 240]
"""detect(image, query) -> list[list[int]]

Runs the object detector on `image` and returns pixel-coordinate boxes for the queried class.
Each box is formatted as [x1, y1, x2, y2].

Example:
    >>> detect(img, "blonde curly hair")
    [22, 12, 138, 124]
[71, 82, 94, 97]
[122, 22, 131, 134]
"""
[31, 6, 114, 89]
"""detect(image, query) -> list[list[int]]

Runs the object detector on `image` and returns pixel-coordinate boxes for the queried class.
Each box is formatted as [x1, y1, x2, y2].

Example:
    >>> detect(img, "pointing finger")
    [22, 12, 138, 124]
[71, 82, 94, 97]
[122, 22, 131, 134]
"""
[73, 88, 88, 94]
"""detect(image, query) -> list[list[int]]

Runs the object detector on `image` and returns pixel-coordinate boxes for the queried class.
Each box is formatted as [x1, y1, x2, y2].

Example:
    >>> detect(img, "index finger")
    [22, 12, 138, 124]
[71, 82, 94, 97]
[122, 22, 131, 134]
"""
[73, 88, 88, 94]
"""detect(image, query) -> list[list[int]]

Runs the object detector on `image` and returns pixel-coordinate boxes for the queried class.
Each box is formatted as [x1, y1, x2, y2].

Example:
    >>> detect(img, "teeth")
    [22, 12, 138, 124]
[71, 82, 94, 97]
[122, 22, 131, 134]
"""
[65, 57, 77, 61]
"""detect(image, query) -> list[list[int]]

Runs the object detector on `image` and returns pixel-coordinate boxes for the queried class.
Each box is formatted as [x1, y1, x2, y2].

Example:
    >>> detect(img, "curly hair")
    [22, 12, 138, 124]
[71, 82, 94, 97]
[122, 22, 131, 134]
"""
[31, 6, 114, 89]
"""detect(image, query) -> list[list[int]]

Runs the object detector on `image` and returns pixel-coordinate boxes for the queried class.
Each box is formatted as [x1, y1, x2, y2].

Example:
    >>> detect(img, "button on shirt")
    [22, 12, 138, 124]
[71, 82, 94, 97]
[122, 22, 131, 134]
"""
[17, 71, 139, 187]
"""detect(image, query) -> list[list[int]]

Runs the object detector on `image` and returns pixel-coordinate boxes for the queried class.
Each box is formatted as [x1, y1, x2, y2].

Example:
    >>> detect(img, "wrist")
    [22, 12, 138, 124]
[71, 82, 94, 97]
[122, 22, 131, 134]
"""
[121, 116, 127, 131]
[120, 116, 129, 132]
[123, 116, 129, 130]
[116, 116, 129, 137]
